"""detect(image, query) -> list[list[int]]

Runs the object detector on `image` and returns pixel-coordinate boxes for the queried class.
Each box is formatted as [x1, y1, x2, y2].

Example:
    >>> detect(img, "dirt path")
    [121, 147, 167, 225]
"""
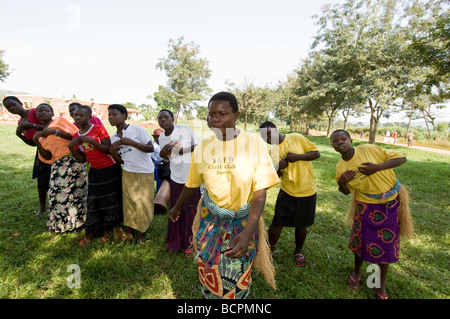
[308, 130, 450, 155]
[354, 138, 450, 155]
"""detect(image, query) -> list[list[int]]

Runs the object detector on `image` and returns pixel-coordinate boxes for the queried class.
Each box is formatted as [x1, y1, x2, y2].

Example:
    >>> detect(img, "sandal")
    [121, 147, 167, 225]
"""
[375, 290, 388, 299]
[101, 234, 109, 243]
[184, 247, 194, 258]
[347, 273, 362, 291]
[294, 253, 306, 267]
[33, 210, 43, 217]
[79, 237, 91, 246]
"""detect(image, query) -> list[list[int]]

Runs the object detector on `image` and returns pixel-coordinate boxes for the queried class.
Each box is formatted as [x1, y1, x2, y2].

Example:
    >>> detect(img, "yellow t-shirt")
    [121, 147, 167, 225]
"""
[335, 144, 405, 203]
[269, 133, 318, 197]
[186, 130, 280, 211]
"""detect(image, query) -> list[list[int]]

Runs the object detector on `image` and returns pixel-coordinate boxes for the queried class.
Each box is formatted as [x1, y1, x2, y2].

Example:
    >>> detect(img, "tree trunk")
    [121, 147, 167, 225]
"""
[368, 98, 383, 144]
[422, 110, 432, 139]
[326, 108, 337, 137]
[290, 111, 294, 133]
[406, 109, 413, 139]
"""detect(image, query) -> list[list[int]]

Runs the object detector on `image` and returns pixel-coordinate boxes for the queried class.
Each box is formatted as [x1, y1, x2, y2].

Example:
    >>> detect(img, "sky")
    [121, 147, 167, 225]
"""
[1, 0, 448, 124]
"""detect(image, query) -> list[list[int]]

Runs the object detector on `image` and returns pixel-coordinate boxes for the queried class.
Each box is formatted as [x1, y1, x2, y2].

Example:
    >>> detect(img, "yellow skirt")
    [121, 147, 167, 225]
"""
[122, 170, 154, 233]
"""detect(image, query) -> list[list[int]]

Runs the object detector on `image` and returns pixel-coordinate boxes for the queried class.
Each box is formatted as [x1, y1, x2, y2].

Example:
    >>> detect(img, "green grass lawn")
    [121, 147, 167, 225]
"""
[0, 123, 448, 299]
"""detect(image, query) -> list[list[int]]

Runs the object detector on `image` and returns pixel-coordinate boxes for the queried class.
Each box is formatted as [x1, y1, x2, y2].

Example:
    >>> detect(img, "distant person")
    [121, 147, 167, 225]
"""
[331, 129, 413, 299]
[151, 128, 170, 192]
[360, 130, 364, 139]
[68, 102, 104, 129]
[32, 103, 87, 233]
[68, 105, 124, 246]
[158, 109, 200, 257]
[109, 104, 155, 243]
[407, 131, 414, 148]
[259, 121, 320, 267]
[2, 96, 49, 217]
[392, 131, 398, 149]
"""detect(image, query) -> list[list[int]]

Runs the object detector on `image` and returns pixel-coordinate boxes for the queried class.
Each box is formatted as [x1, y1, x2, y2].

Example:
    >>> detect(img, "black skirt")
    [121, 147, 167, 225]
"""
[272, 190, 316, 228]
[32, 151, 52, 190]
[85, 163, 123, 236]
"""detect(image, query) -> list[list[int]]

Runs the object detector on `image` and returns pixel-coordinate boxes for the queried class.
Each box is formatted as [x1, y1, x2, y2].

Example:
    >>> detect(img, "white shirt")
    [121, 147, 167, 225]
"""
[159, 124, 199, 184]
[111, 124, 154, 174]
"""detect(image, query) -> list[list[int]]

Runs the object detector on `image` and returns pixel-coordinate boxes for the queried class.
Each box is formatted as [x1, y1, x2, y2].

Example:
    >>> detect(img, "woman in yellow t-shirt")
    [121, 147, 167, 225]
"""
[169, 92, 280, 299]
[331, 129, 410, 299]
[259, 121, 320, 268]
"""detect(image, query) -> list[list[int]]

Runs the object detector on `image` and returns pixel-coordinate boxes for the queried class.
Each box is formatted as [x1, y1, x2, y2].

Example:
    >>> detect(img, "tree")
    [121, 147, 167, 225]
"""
[275, 72, 302, 132]
[312, 0, 409, 143]
[0, 50, 10, 82]
[226, 77, 274, 130]
[406, 0, 450, 98]
[154, 37, 212, 123]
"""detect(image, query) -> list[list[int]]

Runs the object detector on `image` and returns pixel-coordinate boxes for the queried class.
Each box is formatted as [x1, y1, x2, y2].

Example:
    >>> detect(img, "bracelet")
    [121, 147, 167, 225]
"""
[55, 130, 59, 137]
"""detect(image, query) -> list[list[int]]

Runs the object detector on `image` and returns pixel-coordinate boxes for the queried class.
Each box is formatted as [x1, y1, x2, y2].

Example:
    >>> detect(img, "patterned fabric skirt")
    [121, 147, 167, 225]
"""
[198, 236, 253, 299]
[47, 155, 87, 233]
[195, 202, 257, 299]
[166, 179, 200, 252]
[349, 197, 401, 264]
[85, 163, 123, 236]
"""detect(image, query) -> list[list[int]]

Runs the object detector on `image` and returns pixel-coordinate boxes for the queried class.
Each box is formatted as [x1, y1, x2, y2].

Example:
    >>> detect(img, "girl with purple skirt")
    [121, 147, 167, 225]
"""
[331, 130, 413, 299]
[157, 109, 200, 257]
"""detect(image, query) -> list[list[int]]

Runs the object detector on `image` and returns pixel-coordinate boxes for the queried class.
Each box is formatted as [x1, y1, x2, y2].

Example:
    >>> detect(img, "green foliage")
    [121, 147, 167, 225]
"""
[0, 49, 11, 82]
[0, 123, 448, 299]
[154, 37, 212, 122]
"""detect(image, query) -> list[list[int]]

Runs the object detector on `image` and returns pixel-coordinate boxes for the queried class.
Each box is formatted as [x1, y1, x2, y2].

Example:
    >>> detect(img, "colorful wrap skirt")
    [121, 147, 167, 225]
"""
[349, 196, 401, 264]
[195, 196, 257, 299]
[47, 154, 87, 233]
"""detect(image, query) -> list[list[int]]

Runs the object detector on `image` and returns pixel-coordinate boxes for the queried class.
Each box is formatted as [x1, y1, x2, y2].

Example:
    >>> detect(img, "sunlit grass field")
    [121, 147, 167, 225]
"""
[0, 122, 448, 299]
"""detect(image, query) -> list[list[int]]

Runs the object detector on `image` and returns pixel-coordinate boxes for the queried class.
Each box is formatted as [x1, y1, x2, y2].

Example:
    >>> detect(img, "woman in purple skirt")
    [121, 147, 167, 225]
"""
[157, 109, 200, 257]
[331, 130, 408, 299]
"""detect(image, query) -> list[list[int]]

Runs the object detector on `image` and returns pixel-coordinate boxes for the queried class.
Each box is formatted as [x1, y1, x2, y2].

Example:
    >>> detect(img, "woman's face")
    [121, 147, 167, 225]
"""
[36, 105, 53, 123]
[3, 99, 23, 115]
[207, 100, 239, 137]
[73, 108, 91, 126]
[157, 111, 174, 131]
[108, 108, 126, 127]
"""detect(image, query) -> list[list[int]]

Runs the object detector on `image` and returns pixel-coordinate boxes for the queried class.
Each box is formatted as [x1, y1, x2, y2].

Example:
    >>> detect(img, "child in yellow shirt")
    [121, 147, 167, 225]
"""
[331, 129, 412, 299]
[259, 121, 320, 267]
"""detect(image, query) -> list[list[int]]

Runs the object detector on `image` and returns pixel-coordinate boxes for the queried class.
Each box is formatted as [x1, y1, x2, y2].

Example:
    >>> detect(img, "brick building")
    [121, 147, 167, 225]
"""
[0, 95, 109, 122]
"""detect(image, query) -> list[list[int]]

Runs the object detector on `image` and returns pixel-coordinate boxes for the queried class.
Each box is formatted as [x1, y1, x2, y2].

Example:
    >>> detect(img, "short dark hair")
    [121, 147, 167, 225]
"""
[68, 102, 81, 108]
[259, 121, 277, 129]
[208, 92, 239, 113]
[330, 129, 351, 140]
[158, 108, 174, 120]
[76, 105, 92, 117]
[108, 104, 128, 118]
[2, 96, 22, 106]
[36, 103, 54, 114]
